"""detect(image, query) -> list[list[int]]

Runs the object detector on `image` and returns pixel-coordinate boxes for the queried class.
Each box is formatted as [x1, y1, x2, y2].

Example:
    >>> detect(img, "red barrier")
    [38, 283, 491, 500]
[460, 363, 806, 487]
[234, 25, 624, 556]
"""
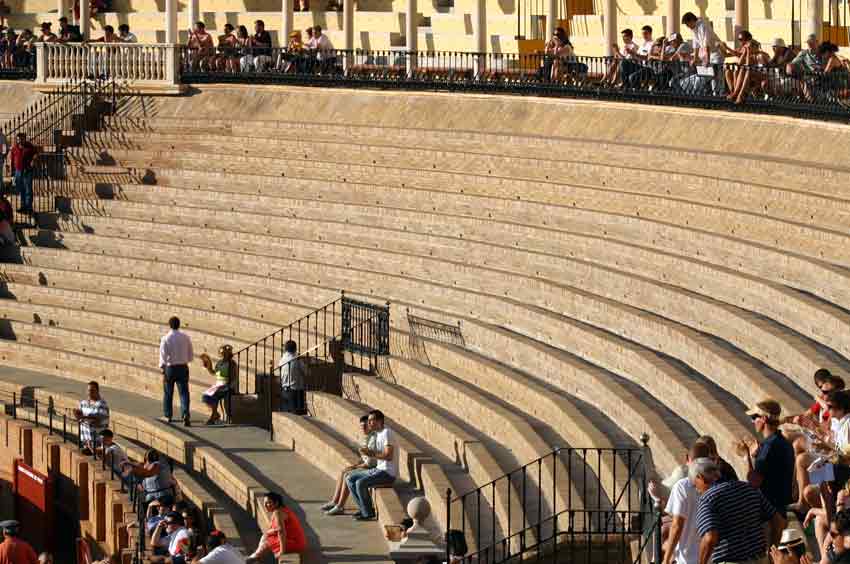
[12, 459, 54, 554]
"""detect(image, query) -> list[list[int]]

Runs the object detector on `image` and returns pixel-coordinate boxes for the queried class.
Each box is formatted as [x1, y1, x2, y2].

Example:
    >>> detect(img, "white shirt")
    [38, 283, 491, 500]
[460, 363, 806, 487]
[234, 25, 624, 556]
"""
[200, 544, 245, 564]
[278, 351, 306, 390]
[834, 415, 850, 452]
[664, 477, 700, 564]
[104, 442, 129, 471]
[620, 40, 638, 59]
[637, 39, 654, 57]
[78, 398, 109, 443]
[0, 132, 7, 158]
[167, 527, 191, 556]
[374, 426, 397, 478]
[159, 329, 194, 368]
[120, 32, 138, 43]
[691, 19, 723, 64]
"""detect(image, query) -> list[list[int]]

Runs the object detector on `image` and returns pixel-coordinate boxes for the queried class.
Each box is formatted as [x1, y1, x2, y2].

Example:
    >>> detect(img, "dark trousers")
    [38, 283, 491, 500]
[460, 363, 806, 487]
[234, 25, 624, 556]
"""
[15, 170, 33, 211]
[280, 388, 306, 414]
[163, 364, 190, 420]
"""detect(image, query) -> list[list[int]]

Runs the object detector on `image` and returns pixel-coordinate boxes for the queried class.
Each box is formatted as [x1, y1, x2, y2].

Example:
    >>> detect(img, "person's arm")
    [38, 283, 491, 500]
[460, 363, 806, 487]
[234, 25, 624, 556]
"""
[187, 335, 194, 363]
[277, 509, 289, 553]
[769, 511, 786, 543]
[368, 443, 394, 461]
[150, 519, 166, 547]
[159, 336, 167, 370]
[698, 531, 718, 564]
[132, 461, 159, 478]
[662, 515, 685, 564]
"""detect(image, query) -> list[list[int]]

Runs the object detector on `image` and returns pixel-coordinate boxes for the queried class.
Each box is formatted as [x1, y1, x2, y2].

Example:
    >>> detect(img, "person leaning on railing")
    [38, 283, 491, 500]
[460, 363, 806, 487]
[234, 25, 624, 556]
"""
[187, 21, 215, 72]
[239, 20, 272, 73]
[277, 29, 305, 74]
[602, 28, 637, 87]
[0, 28, 15, 69]
[724, 31, 771, 105]
[272, 340, 306, 414]
[212, 23, 237, 72]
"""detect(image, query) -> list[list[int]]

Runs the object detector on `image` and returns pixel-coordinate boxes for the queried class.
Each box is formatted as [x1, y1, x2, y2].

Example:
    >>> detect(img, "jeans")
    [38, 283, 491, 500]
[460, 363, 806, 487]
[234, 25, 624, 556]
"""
[346, 468, 395, 517]
[163, 364, 190, 420]
[15, 169, 33, 211]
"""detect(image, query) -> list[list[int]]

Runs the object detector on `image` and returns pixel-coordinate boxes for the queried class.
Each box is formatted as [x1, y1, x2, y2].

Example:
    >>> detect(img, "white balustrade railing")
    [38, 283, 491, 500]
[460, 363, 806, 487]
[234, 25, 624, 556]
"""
[36, 43, 179, 88]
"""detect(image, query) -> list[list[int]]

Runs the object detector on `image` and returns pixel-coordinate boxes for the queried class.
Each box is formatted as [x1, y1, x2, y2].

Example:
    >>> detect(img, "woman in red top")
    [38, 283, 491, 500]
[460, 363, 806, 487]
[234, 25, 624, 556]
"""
[246, 492, 307, 562]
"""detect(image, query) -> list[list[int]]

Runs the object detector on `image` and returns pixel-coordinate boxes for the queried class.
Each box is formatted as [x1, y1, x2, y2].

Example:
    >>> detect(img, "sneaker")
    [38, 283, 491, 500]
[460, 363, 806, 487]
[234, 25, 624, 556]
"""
[320, 502, 336, 511]
[326, 505, 344, 515]
[354, 514, 375, 521]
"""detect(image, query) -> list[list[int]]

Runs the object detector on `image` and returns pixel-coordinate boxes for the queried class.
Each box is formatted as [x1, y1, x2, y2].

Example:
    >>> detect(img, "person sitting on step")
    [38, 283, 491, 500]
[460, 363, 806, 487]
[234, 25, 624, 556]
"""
[322, 414, 378, 515]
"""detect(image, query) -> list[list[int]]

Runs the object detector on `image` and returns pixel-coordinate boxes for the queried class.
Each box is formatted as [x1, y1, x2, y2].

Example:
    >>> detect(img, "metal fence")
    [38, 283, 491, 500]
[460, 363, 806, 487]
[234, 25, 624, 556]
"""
[0, 51, 36, 80]
[445, 438, 659, 564]
[179, 47, 850, 121]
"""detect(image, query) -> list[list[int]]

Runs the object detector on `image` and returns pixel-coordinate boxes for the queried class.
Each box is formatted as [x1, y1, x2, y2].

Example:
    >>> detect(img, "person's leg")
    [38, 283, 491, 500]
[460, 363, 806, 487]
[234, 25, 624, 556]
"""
[163, 369, 175, 421]
[353, 470, 394, 518]
[345, 469, 370, 515]
[176, 371, 190, 422]
[794, 452, 815, 507]
[22, 170, 33, 211]
[279, 389, 294, 413]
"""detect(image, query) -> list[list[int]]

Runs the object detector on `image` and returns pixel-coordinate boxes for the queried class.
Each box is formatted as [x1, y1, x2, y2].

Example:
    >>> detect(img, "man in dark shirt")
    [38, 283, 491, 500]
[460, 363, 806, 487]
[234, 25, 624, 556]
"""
[238, 19, 273, 72]
[10, 133, 38, 214]
[58, 16, 82, 42]
[694, 458, 785, 564]
[746, 399, 795, 526]
[827, 510, 850, 563]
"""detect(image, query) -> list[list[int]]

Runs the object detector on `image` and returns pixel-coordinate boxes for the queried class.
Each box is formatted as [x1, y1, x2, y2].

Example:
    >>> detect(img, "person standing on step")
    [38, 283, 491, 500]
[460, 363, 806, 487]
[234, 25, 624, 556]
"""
[74, 380, 110, 455]
[346, 409, 397, 521]
[159, 316, 194, 426]
[275, 340, 306, 414]
[0, 129, 8, 193]
[10, 132, 37, 215]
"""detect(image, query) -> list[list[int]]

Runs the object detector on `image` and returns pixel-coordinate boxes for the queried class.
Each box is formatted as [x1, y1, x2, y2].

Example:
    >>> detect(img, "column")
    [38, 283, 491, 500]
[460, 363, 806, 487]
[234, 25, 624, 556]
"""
[57, 0, 66, 22]
[546, 0, 557, 38]
[666, 0, 679, 35]
[188, 0, 199, 30]
[734, 0, 748, 44]
[80, 9, 90, 39]
[165, 0, 178, 43]
[808, 0, 822, 39]
[406, 0, 417, 76]
[281, 0, 293, 43]
[604, 0, 616, 57]
[473, 0, 486, 74]
[343, 0, 353, 70]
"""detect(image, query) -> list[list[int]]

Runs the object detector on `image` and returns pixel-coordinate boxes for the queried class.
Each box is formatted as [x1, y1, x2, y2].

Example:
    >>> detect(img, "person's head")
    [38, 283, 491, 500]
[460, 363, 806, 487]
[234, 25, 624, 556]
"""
[688, 457, 719, 492]
[144, 449, 161, 464]
[194, 21, 205, 33]
[771, 37, 787, 56]
[87, 380, 100, 400]
[284, 340, 297, 354]
[359, 414, 370, 435]
[59, 16, 68, 26]
[668, 32, 683, 46]
[736, 29, 752, 44]
[681, 12, 698, 29]
[314, 25, 322, 36]
[828, 390, 850, 420]
[118, 23, 130, 35]
[621, 28, 633, 42]
[1, 520, 21, 538]
[223, 23, 233, 34]
[776, 528, 807, 561]
[446, 529, 468, 558]
[695, 435, 719, 457]
[400, 517, 414, 531]
[254, 20, 265, 32]
[15, 133, 25, 144]
[237, 25, 248, 38]
[367, 409, 385, 432]
[206, 530, 226, 551]
[98, 428, 114, 446]
[747, 399, 782, 433]
[40, 22, 51, 33]
[686, 441, 711, 463]
[103, 25, 114, 35]
[163, 512, 184, 532]
[306, 27, 314, 37]
[181, 508, 195, 528]
[830, 509, 850, 556]
[219, 344, 233, 360]
[37, 553, 53, 564]
[641, 25, 652, 40]
[818, 41, 839, 57]
[554, 26, 567, 42]
[815, 368, 834, 387]
[834, 376, 847, 391]
[263, 492, 285, 512]
[168, 316, 180, 331]
[807, 33, 819, 50]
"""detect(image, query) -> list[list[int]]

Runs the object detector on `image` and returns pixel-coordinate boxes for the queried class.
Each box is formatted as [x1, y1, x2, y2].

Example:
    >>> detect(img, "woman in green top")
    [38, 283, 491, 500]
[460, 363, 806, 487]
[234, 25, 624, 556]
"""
[201, 344, 236, 425]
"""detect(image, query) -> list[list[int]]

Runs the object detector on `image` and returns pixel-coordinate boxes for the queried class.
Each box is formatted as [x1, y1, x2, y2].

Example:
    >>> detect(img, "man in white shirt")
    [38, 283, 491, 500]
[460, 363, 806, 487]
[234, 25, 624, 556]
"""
[346, 409, 397, 521]
[0, 131, 7, 192]
[275, 339, 306, 414]
[151, 512, 191, 560]
[195, 530, 244, 564]
[636, 25, 654, 58]
[159, 316, 194, 426]
[312, 25, 337, 73]
[74, 380, 109, 455]
[681, 12, 724, 65]
[118, 24, 137, 43]
[663, 443, 715, 564]
[97, 429, 132, 477]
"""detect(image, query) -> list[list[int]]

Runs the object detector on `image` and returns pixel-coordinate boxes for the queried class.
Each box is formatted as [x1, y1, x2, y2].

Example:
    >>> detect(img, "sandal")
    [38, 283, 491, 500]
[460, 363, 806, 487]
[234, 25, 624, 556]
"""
[205, 414, 221, 425]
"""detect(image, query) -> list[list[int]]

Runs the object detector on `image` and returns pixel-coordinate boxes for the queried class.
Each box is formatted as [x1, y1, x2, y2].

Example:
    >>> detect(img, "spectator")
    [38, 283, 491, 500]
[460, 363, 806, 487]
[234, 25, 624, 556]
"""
[57, 17, 82, 43]
[145, 500, 168, 535]
[822, 509, 850, 563]
[304, 26, 315, 49]
[159, 316, 193, 426]
[323, 414, 377, 515]
[544, 27, 574, 82]
[662, 442, 713, 564]
[181, 508, 201, 558]
[817, 41, 847, 95]
[664, 32, 693, 61]
[246, 492, 307, 562]
[0, 28, 14, 69]
[118, 23, 137, 43]
[15, 29, 34, 68]
[697, 435, 738, 483]
[275, 340, 306, 414]
[295, 0, 309, 12]
[200, 344, 235, 425]
[312, 25, 336, 73]
[725, 31, 770, 104]
[193, 530, 243, 564]
[0, 1, 8, 28]
[346, 409, 397, 521]
[37, 22, 58, 43]
[742, 399, 795, 521]
[37, 553, 52, 564]
[130, 449, 176, 507]
[234, 25, 250, 70]
[10, 132, 37, 215]
[694, 457, 785, 564]
[0, 191, 13, 247]
[636, 25, 654, 59]
[602, 28, 638, 86]
[0, 520, 37, 564]
[768, 529, 810, 564]
[278, 30, 304, 73]
[187, 21, 214, 71]
[240, 20, 272, 72]
[74, 380, 110, 455]
[786, 33, 821, 78]
[768, 37, 795, 67]
[214, 23, 237, 71]
[151, 512, 191, 563]
[88, 24, 118, 42]
[0, 129, 7, 192]
[96, 429, 131, 476]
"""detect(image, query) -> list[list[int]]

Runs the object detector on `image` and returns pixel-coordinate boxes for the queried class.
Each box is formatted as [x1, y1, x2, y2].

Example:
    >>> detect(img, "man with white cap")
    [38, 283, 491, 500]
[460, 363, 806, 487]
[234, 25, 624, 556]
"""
[0, 520, 38, 564]
[768, 529, 810, 564]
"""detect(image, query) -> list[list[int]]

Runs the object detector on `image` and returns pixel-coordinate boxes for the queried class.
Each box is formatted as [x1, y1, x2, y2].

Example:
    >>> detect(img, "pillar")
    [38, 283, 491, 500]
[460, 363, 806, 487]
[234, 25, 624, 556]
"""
[343, 0, 353, 70]
[406, 0, 417, 75]
[80, 9, 90, 39]
[734, 0, 748, 44]
[808, 0, 822, 40]
[546, 0, 557, 39]
[188, 0, 199, 31]
[604, 0, 616, 57]
[165, 0, 178, 43]
[473, 0, 486, 74]
[666, 0, 679, 35]
[57, 0, 66, 22]
[281, 0, 293, 43]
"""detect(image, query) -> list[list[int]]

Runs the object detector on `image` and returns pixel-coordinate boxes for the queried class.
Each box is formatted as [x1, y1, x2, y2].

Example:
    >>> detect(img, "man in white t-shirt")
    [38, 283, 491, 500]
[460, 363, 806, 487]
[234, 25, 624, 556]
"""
[662, 443, 716, 564]
[681, 12, 725, 65]
[196, 530, 245, 564]
[151, 512, 191, 560]
[346, 409, 397, 521]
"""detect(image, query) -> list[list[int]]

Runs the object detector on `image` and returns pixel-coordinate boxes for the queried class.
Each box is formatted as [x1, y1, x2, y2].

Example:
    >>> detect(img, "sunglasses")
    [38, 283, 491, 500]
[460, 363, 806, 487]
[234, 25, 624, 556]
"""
[750, 414, 763, 421]
[822, 387, 833, 395]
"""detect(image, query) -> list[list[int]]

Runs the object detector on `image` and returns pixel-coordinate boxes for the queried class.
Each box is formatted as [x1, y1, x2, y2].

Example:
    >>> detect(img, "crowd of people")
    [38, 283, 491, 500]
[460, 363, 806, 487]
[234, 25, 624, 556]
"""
[653, 367, 850, 564]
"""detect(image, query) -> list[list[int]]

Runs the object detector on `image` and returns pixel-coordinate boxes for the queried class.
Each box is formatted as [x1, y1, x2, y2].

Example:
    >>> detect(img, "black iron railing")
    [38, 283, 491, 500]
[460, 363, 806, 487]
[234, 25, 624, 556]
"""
[445, 437, 658, 564]
[179, 47, 850, 121]
[0, 54, 36, 80]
